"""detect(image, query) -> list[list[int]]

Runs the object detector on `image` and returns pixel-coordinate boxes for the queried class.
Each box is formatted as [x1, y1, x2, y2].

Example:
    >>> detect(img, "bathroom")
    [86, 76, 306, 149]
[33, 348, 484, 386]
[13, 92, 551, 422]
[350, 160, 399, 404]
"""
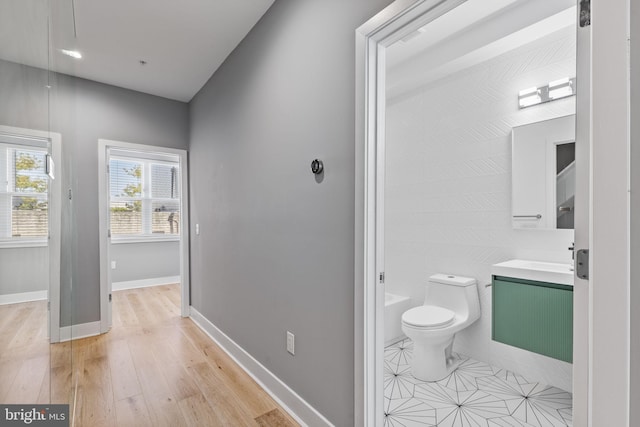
[381, 0, 577, 425]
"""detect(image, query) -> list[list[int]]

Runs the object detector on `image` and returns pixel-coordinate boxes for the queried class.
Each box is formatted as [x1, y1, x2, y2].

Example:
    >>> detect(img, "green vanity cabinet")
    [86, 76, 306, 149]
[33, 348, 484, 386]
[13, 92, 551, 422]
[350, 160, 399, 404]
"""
[492, 275, 573, 363]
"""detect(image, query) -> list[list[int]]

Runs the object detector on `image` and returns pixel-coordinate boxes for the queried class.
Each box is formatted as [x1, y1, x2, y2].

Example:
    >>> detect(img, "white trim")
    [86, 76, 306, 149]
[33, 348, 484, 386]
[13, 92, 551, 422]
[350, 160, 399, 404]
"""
[189, 307, 333, 427]
[0, 240, 48, 249]
[573, 6, 591, 425]
[59, 321, 102, 342]
[355, 2, 467, 425]
[98, 140, 111, 333]
[99, 139, 190, 335]
[178, 148, 191, 318]
[630, 0, 640, 423]
[0, 290, 48, 305]
[589, 0, 631, 424]
[112, 276, 180, 291]
[111, 236, 180, 244]
[0, 125, 62, 343]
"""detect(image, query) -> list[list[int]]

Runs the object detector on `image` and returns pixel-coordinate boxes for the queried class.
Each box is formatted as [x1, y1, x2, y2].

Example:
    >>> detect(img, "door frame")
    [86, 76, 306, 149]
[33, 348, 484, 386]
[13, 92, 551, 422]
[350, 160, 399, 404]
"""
[354, 2, 468, 425]
[588, 0, 631, 425]
[353, 0, 632, 425]
[630, 0, 640, 424]
[98, 139, 190, 333]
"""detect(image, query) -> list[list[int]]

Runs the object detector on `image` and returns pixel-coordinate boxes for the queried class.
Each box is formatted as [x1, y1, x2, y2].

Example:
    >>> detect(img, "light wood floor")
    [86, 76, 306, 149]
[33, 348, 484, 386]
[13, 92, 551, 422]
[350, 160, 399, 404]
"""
[0, 298, 51, 404]
[0, 284, 299, 427]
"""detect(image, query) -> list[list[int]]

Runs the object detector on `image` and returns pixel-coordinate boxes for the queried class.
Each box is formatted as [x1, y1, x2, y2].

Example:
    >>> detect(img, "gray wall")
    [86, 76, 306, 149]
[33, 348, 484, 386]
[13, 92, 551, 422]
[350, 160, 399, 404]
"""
[111, 241, 180, 283]
[0, 247, 48, 295]
[0, 62, 51, 299]
[0, 60, 49, 295]
[188, 0, 392, 424]
[0, 58, 189, 325]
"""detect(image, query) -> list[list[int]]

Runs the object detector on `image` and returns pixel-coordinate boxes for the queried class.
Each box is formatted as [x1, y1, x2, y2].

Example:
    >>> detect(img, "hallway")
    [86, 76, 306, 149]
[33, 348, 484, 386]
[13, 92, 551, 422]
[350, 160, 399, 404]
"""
[1, 284, 298, 426]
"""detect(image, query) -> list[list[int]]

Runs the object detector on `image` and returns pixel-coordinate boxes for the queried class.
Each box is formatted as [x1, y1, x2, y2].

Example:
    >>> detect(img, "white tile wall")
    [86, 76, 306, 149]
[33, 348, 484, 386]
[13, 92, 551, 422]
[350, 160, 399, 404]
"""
[384, 26, 575, 391]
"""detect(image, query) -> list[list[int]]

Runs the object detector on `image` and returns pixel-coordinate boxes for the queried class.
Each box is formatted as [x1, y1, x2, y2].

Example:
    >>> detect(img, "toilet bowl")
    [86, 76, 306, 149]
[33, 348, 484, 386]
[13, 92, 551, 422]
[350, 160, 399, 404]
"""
[401, 274, 480, 381]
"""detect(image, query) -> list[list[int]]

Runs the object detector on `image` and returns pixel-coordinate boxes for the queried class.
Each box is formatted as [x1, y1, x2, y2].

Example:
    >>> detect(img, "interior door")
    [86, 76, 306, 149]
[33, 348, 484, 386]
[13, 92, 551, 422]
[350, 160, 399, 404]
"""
[572, 1, 590, 424]
[99, 144, 113, 333]
[106, 148, 113, 330]
[375, 43, 387, 427]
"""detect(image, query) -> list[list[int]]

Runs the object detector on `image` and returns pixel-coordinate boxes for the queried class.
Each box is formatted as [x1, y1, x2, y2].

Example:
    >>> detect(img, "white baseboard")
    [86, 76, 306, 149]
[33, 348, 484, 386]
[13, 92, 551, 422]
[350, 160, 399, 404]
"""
[0, 290, 47, 305]
[59, 321, 102, 342]
[112, 275, 180, 291]
[189, 307, 333, 427]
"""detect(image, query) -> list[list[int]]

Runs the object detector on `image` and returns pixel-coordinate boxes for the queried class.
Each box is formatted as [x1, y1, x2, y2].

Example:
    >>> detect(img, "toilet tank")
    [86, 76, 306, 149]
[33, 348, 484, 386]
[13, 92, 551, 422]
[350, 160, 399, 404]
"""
[424, 274, 480, 321]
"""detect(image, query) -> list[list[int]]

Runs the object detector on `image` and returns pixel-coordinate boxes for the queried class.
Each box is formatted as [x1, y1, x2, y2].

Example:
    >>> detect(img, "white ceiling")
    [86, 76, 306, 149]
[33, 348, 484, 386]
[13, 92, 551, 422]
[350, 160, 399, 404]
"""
[386, 0, 576, 100]
[0, 0, 275, 102]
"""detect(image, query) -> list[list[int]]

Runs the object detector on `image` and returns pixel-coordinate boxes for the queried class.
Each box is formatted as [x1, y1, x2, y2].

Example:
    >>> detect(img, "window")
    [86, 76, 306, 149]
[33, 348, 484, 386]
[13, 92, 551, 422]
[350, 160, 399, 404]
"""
[109, 150, 180, 241]
[0, 138, 50, 246]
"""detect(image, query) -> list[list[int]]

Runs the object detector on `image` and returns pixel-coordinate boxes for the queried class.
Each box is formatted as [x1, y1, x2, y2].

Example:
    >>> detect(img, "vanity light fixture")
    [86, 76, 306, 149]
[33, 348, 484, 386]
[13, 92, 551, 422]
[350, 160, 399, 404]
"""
[60, 49, 82, 59]
[518, 77, 576, 109]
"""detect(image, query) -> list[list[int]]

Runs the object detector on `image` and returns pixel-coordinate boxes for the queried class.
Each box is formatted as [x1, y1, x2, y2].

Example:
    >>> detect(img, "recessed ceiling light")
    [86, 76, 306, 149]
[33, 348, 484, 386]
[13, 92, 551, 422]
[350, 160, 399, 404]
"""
[61, 49, 82, 59]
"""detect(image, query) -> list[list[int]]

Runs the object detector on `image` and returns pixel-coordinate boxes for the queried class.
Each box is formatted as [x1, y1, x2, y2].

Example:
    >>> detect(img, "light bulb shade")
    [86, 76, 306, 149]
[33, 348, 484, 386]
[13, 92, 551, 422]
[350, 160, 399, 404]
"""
[548, 77, 576, 100]
[518, 90, 542, 108]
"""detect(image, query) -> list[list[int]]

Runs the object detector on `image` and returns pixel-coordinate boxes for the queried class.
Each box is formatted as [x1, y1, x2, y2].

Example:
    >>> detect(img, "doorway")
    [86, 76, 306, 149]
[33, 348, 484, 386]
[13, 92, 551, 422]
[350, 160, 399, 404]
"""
[98, 139, 190, 333]
[355, 0, 593, 425]
[0, 125, 62, 342]
[0, 125, 65, 405]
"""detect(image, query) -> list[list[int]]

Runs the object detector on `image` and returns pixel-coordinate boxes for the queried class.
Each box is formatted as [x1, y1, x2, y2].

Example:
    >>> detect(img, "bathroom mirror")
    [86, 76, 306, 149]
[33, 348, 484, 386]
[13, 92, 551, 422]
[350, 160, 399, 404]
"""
[512, 115, 576, 230]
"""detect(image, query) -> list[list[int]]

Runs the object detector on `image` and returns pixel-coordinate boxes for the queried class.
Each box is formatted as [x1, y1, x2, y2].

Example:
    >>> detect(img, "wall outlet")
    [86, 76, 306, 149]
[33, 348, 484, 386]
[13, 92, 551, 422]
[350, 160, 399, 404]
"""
[111, 261, 117, 270]
[286, 331, 295, 355]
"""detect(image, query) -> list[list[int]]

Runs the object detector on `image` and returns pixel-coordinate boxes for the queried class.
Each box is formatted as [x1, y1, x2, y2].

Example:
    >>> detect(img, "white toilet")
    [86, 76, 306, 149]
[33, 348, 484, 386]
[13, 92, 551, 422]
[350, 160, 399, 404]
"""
[401, 273, 480, 381]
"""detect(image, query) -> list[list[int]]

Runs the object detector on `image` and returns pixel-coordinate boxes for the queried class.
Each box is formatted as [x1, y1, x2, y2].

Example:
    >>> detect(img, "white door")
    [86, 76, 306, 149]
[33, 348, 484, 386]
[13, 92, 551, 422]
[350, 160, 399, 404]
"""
[572, 2, 590, 423]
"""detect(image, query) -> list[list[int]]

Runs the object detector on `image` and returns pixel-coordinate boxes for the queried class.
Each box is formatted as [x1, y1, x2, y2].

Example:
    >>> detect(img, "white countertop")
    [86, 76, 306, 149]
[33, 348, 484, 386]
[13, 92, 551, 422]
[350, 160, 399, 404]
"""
[492, 259, 574, 286]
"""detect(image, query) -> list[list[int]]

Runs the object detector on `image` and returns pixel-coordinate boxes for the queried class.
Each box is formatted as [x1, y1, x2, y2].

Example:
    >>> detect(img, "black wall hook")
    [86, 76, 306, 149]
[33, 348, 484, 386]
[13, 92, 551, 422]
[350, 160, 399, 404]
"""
[310, 159, 324, 175]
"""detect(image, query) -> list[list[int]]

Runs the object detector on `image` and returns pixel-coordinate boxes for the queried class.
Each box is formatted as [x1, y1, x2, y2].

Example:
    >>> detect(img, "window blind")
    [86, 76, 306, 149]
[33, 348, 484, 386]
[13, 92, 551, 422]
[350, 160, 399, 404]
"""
[108, 151, 180, 239]
[0, 137, 50, 244]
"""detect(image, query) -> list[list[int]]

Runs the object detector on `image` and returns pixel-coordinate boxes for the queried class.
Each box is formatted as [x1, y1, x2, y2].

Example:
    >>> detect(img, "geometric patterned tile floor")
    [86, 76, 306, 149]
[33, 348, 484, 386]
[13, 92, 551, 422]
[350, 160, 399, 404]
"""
[384, 339, 572, 426]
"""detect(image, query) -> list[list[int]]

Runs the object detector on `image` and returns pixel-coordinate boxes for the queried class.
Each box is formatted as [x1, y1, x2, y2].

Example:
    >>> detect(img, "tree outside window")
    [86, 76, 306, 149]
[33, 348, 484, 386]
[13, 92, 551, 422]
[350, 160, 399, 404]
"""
[12, 150, 48, 238]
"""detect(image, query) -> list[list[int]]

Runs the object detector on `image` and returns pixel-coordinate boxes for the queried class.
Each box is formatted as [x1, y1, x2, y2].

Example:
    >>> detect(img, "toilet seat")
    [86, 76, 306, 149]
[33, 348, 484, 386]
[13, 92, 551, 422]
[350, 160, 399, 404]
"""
[402, 305, 455, 328]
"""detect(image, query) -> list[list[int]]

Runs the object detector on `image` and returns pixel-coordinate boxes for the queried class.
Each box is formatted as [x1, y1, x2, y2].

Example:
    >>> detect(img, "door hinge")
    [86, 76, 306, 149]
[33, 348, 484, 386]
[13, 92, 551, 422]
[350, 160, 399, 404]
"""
[108, 229, 111, 238]
[579, 0, 590, 27]
[68, 188, 72, 200]
[109, 293, 112, 302]
[576, 249, 589, 280]
[47, 301, 50, 311]
[379, 272, 385, 284]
